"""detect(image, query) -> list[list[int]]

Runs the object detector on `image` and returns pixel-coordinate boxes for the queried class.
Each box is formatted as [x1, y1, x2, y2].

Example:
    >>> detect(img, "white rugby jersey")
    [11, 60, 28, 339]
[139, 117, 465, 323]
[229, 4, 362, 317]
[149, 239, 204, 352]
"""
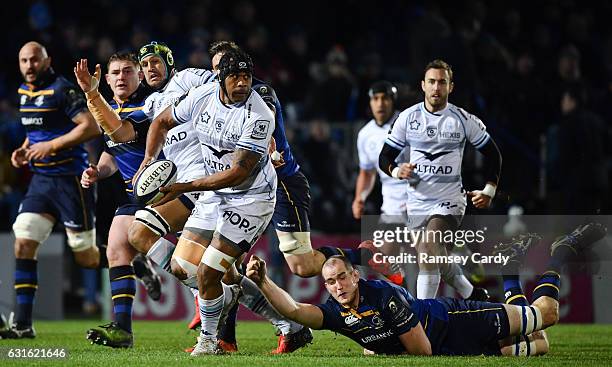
[356, 112, 408, 215]
[171, 82, 276, 196]
[385, 102, 490, 202]
[163, 122, 205, 183]
[143, 68, 215, 182]
[143, 68, 215, 119]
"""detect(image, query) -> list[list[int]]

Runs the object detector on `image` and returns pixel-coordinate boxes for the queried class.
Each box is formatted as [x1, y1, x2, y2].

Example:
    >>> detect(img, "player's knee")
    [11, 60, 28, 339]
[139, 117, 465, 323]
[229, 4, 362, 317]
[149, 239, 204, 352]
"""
[133, 208, 171, 241]
[171, 257, 200, 288]
[67, 229, 96, 253]
[13, 213, 54, 251]
[127, 221, 155, 253]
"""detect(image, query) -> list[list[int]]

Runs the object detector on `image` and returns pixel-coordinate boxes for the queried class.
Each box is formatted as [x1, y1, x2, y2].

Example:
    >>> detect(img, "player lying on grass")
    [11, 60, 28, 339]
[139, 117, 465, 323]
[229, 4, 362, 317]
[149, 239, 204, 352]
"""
[245, 222, 607, 355]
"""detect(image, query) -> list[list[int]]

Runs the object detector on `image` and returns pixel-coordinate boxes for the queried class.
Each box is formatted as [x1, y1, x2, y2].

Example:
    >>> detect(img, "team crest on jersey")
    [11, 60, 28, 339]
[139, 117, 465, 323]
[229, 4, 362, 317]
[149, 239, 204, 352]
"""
[371, 315, 384, 327]
[409, 120, 420, 130]
[34, 95, 45, 107]
[200, 111, 211, 124]
[251, 120, 270, 140]
[215, 119, 225, 132]
[427, 126, 437, 138]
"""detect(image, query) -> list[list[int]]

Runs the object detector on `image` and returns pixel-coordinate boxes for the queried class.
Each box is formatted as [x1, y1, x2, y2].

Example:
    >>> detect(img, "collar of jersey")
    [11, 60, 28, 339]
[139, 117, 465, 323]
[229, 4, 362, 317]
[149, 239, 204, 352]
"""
[216, 85, 247, 109]
[421, 101, 449, 116]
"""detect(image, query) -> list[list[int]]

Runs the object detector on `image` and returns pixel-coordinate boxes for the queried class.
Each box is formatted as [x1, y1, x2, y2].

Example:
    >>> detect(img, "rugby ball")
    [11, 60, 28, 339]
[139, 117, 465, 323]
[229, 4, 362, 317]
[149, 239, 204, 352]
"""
[134, 159, 177, 205]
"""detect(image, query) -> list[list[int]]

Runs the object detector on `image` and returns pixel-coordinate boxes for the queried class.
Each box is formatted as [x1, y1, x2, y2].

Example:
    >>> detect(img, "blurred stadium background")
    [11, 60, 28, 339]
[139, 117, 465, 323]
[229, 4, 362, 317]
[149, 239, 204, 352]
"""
[1, 0, 612, 342]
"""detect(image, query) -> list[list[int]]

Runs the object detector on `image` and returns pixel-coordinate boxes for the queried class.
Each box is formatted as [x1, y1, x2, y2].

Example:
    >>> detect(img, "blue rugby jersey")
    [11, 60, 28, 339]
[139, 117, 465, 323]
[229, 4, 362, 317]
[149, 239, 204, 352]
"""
[18, 71, 89, 175]
[104, 85, 161, 197]
[316, 279, 449, 354]
[252, 77, 299, 179]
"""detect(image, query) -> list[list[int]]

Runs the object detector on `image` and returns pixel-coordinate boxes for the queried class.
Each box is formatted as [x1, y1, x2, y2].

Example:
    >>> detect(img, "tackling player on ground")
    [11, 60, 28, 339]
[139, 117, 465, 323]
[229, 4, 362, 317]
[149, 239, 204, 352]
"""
[245, 222, 607, 355]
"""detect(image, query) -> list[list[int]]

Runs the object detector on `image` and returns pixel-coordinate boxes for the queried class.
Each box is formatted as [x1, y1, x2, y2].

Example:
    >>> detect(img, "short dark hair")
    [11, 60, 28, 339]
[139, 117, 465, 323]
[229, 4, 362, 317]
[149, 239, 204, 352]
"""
[424, 59, 453, 82]
[107, 52, 140, 71]
[322, 255, 354, 273]
[208, 40, 239, 57]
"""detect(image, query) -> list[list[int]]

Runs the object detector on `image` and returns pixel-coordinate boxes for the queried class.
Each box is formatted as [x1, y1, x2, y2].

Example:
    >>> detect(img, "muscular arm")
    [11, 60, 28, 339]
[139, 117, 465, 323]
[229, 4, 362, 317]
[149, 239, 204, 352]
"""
[52, 111, 100, 150]
[143, 106, 176, 163]
[247, 255, 324, 329]
[258, 275, 325, 330]
[178, 148, 262, 192]
[398, 323, 432, 355]
[95, 151, 119, 179]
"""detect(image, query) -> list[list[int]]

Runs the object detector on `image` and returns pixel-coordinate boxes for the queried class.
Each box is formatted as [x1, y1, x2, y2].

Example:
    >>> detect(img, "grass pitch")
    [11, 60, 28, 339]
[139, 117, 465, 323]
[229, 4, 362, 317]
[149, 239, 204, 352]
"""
[1, 321, 611, 366]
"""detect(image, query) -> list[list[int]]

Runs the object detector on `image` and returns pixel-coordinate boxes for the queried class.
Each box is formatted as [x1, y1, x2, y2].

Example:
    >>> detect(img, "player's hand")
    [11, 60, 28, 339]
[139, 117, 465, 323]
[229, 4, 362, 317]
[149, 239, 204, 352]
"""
[10, 147, 29, 168]
[132, 156, 156, 187]
[81, 164, 99, 188]
[246, 255, 267, 286]
[151, 182, 188, 208]
[25, 141, 54, 160]
[74, 59, 101, 93]
[271, 150, 285, 168]
[467, 190, 492, 209]
[396, 163, 416, 179]
[352, 198, 364, 219]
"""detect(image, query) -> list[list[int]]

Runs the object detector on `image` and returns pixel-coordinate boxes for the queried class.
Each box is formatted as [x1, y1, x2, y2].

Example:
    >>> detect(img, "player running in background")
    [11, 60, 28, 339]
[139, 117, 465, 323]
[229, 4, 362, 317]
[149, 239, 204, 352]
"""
[73, 52, 163, 347]
[0, 42, 100, 339]
[379, 60, 502, 299]
[245, 221, 607, 356]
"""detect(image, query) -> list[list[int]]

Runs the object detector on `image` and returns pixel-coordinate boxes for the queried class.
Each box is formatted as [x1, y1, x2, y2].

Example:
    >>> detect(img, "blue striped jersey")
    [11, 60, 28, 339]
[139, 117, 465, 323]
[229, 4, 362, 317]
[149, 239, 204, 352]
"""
[18, 71, 89, 175]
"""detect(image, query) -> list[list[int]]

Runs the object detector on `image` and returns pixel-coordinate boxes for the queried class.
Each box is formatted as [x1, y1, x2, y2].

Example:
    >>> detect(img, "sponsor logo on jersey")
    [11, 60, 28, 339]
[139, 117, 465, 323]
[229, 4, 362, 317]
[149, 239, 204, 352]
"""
[222, 210, 257, 233]
[20, 95, 27, 105]
[414, 164, 453, 175]
[204, 156, 231, 171]
[21, 117, 43, 126]
[439, 131, 461, 140]
[360, 330, 393, 344]
[371, 315, 384, 327]
[251, 120, 270, 140]
[414, 150, 451, 162]
[344, 314, 359, 326]
[409, 120, 420, 130]
[165, 131, 188, 146]
[204, 144, 233, 159]
[106, 138, 136, 148]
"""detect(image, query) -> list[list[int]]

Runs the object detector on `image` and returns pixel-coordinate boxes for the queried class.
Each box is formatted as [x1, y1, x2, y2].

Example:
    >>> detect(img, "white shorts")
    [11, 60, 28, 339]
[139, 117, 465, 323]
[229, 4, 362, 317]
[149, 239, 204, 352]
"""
[405, 197, 466, 229]
[184, 193, 276, 252]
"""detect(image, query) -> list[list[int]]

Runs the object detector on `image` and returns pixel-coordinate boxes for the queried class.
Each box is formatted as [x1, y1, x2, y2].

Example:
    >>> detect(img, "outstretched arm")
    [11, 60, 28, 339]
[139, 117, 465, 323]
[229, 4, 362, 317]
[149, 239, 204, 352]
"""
[74, 59, 135, 142]
[246, 255, 325, 329]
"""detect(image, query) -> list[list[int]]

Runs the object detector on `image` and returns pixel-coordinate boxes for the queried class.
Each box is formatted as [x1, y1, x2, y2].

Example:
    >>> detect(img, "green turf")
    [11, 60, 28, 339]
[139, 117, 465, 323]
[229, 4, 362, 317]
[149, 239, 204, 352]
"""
[0, 321, 611, 366]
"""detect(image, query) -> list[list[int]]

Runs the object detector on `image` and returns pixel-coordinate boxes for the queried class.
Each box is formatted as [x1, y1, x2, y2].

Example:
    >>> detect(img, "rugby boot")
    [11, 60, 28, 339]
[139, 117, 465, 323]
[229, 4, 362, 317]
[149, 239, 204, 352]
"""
[493, 233, 542, 269]
[190, 335, 224, 356]
[0, 313, 36, 339]
[358, 240, 405, 285]
[550, 223, 607, 256]
[86, 322, 133, 348]
[271, 327, 313, 354]
[132, 253, 162, 301]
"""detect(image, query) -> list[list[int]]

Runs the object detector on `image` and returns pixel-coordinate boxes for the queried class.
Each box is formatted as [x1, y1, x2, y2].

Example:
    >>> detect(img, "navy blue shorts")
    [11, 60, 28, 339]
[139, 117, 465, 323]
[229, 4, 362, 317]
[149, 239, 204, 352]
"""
[114, 203, 143, 216]
[18, 173, 95, 231]
[273, 170, 310, 232]
[437, 298, 510, 356]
